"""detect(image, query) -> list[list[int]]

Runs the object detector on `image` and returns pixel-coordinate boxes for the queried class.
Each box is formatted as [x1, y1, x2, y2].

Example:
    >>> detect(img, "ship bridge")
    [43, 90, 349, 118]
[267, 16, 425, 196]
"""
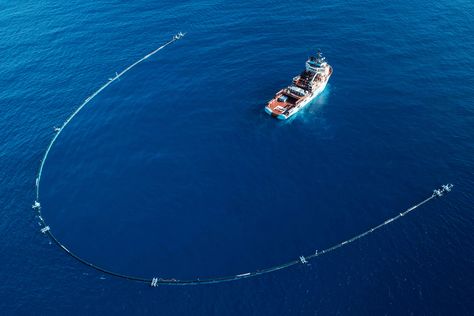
[305, 52, 327, 74]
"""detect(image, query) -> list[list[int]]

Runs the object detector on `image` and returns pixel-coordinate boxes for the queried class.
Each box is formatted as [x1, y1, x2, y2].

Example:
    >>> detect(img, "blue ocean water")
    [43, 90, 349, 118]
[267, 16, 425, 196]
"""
[1, 0, 473, 314]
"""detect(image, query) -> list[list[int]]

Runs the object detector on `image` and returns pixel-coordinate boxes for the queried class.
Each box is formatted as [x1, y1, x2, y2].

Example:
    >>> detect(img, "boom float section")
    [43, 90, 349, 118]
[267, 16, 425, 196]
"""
[32, 33, 454, 287]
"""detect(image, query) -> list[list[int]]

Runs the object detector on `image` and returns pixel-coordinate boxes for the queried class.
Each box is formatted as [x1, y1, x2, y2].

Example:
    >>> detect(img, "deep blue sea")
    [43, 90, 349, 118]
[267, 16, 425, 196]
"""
[1, 0, 473, 314]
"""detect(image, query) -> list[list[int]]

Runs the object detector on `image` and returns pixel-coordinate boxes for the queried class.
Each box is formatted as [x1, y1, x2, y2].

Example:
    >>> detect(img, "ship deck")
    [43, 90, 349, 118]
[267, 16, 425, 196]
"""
[267, 91, 302, 115]
[266, 65, 332, 117]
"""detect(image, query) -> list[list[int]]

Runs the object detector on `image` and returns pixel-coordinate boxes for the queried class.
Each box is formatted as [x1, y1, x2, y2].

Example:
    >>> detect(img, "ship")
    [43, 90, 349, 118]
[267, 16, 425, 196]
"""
[265, 51, 332, 120]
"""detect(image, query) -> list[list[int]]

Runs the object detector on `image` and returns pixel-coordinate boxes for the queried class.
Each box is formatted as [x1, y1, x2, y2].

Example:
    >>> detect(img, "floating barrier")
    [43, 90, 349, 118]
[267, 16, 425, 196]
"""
[33, 33, 454, 286]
